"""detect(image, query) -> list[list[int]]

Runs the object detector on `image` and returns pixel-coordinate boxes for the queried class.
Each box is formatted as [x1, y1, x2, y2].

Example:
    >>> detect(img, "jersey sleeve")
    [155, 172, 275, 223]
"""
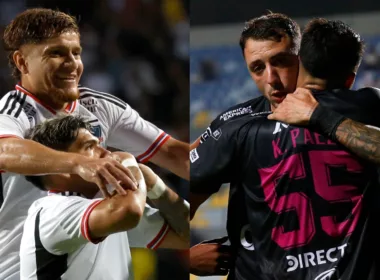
[38, 196, 103, 255]
[127, 205, 169, 250]
[104, 98, 171, 162]
[198, 109, 234, 145]
[198, 100, 255, 145]
[191, 119, 243, 195]
[0, 92, 30, 138]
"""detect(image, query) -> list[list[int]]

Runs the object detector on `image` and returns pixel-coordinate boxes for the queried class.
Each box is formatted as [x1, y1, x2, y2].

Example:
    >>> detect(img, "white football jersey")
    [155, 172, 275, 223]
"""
[20, 193, 169, 280]
[0, 85, 170, 280]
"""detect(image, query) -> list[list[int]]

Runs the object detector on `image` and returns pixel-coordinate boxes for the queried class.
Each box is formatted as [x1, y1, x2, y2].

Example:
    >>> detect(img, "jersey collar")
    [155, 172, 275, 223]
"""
[15, 84, 78, 114]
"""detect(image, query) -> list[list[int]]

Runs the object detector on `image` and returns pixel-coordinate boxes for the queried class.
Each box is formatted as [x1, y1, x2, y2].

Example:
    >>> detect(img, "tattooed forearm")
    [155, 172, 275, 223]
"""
[335, 119, 380, 164]
[149, 187, 190, 242]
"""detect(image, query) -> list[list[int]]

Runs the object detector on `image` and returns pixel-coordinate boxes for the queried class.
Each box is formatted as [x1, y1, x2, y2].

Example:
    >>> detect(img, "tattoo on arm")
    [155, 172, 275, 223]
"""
[335, 119, 380, 164]
[149, 187, 190, 242]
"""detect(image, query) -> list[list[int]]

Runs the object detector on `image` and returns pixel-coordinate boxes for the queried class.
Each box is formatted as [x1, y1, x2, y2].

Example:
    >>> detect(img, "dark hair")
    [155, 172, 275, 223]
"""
[3, 8, 79, 80]
[239, 13, 301, 55]
[299, 18, 364, 86]
[25, 115, 91, 190]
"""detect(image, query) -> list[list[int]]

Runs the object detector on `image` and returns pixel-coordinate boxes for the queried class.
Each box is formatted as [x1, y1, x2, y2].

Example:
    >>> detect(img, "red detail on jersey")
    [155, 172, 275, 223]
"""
[80, 200, 105, 244]
[147, 222, 170, 250]
[16, 85, 56, 114]
[0, 134, 22, 139]
[16, 85, 77, 115]
[137, 132, 171, 163]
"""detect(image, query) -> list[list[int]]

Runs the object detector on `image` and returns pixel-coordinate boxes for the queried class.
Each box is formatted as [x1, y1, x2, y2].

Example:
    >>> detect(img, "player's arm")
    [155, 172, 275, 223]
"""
[87, 155, 147, 238]
[189, 136, 219, 220]
[139, 164, 189, 243]
[155, 228, 188, 249]
[0, 114, 137, 197]
[268, 88, 380, 164]
[190, 121, 239, 219]
[104, 98, 189, 180]
[189, 130, 221, 220]
[333, 120, 380, 164]
[190, 192, 213, 220]
[149, 137, 190, 180]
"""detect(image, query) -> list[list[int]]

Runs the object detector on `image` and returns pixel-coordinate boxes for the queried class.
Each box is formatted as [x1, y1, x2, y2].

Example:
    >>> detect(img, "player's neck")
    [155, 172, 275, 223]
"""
[35, 93, 68, 111]
[297, 76, 327, 91]
[297, 63, 327, 91]
[19, 80, 68, 111]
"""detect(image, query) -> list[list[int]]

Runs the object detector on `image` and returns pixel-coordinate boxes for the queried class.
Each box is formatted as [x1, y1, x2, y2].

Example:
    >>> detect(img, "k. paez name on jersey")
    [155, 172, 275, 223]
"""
[271, 125, 336, 159]
[219, 106, 253, 121]
[286, 243, 347, 272]
[200, 127, 222, 144]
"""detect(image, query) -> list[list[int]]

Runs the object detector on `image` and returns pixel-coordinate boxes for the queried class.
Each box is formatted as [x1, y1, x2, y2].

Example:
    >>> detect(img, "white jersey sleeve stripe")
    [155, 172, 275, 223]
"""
[136, 132, 171, 163]
[80, 200, 104, 244]
[146, 222, 170, 250]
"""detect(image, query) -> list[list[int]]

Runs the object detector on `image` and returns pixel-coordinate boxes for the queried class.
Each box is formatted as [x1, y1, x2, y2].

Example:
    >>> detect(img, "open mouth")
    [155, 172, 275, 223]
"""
[56, 76, 76, 82]
[271, 91, 287, 102]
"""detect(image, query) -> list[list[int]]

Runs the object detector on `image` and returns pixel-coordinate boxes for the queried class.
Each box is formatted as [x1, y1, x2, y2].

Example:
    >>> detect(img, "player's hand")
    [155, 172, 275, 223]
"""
[138, 164, 158, 192]
[268, 88, 319, 125]
[72, 156, 138, 198]
[190, 236, 232, 276]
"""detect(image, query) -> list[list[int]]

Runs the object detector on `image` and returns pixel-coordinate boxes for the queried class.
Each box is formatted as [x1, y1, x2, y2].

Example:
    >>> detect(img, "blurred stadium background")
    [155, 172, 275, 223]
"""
[190, 1, 380, 280]
[0, 0, 189, 279]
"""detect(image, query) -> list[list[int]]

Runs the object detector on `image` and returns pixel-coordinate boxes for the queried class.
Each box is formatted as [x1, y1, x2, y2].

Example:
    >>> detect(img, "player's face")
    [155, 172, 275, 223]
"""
[243, 36, 299, 110]
[20, 32, 83, 109]
[48, 128, 110, 197]
[67, 128, 109, 159]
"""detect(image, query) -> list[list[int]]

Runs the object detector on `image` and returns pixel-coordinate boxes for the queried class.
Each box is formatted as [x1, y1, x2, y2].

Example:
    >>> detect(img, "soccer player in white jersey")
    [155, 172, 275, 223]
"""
[0, 8, 189, 280]
[19, 115, 188, 279]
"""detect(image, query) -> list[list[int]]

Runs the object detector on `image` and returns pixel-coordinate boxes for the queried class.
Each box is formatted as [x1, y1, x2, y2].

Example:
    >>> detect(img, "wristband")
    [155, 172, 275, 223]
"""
[309, 104, 347, 142]
[121, 157, 146, 193]
[121, 158, 138, 168]
[147, 175, 166, 199]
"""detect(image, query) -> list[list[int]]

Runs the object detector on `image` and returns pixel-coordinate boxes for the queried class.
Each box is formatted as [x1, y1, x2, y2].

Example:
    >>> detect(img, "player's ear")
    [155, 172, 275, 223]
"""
[344, 73, 356, 89]
[13, 50, 29, 75]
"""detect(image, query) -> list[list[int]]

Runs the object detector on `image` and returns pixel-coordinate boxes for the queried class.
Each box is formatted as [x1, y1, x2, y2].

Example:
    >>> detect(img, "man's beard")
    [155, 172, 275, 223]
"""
[38, 86, 80, 110]
[51, 86, 80, 103]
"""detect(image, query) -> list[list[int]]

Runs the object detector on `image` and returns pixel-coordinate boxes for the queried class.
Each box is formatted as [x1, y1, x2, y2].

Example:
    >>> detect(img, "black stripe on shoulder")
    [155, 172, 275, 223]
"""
[6, 91, 22, 116]
[35, 208, 68, 280]
[0, 91, 17, 114]
[14, 92, 27, 118]
[79, 87, 126, 105]
[78, 87, 126, 110]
